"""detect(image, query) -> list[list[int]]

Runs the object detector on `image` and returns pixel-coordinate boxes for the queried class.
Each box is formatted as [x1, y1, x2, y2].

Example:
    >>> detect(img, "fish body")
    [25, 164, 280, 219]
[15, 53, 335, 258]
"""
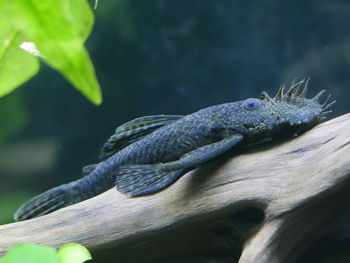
[14, 80, 335, 221]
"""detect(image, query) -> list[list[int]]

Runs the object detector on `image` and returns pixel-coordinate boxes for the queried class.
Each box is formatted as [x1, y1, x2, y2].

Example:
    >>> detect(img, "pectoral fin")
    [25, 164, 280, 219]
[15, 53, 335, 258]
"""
[161, 134, 244, 170]
[114, 134, 243, 197]
[114, 164, 184, 197]
[100, 115, 183, 159]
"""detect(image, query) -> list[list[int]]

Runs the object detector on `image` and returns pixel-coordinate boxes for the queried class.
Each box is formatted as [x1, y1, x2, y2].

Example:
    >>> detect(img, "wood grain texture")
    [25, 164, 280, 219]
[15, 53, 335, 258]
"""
[1, 113, 350, 263]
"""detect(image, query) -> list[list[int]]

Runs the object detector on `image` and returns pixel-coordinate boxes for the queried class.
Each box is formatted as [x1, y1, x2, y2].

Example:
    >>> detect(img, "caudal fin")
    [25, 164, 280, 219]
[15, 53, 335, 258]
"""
[14, 183, 77, 221]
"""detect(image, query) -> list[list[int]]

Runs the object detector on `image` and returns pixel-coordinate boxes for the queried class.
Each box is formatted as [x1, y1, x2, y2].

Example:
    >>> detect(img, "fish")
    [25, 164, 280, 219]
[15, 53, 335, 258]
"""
[14, 79, 335, 221]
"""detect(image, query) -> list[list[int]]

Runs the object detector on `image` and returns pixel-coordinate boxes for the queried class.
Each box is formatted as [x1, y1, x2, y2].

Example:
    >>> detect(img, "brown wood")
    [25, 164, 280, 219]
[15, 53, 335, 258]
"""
[1, 113, 350, 263]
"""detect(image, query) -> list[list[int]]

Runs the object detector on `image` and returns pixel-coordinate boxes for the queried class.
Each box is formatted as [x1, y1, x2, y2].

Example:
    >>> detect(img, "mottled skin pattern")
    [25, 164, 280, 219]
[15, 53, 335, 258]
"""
[14, 79, 335, 221]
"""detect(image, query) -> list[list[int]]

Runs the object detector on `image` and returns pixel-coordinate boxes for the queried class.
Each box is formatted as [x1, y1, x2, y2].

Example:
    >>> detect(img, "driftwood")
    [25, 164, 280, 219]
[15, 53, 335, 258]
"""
[1, 113, 350, 263]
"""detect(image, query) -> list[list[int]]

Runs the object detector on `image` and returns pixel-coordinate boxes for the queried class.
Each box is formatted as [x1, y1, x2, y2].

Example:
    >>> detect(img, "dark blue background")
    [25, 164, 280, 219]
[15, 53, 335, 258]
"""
[1, 0, 349, 231]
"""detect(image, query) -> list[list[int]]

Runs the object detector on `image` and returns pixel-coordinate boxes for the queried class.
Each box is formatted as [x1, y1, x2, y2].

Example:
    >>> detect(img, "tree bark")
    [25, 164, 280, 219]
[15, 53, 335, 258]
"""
[1, 113, 350, 263]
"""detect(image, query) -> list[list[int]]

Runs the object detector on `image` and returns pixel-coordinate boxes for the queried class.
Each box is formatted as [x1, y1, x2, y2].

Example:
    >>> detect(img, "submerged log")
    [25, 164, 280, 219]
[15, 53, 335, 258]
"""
[0, 113, 350, 263]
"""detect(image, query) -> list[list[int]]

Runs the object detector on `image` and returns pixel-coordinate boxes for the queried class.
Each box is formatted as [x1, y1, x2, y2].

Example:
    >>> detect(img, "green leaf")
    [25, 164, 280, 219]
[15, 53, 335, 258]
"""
[58, 243, 92, 263]
[0, 243, 59, 263]
[0, 19, 40, 98]
[1, 0, 102, 104]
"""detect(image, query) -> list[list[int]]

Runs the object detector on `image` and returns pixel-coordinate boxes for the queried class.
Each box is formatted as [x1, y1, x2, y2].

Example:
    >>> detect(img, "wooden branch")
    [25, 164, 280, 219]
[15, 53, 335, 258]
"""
[1, 113, 350, 263]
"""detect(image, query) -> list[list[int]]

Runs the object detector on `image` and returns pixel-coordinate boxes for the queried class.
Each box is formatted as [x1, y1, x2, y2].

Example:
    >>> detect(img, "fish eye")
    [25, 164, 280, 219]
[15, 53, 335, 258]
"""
[244, 98, 260, 110]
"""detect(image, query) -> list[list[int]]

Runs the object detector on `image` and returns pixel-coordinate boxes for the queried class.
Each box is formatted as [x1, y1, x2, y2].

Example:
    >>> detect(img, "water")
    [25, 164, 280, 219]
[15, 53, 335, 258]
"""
[1, 2, 349, 260]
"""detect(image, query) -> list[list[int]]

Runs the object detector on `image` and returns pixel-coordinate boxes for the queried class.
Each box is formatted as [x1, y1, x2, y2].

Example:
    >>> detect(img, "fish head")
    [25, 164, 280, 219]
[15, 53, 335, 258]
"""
[238, 79, 335, 137]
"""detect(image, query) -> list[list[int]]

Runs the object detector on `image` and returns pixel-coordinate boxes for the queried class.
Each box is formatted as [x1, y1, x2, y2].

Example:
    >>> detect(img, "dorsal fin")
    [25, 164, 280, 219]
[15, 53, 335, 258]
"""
[100, 115, 183, 159]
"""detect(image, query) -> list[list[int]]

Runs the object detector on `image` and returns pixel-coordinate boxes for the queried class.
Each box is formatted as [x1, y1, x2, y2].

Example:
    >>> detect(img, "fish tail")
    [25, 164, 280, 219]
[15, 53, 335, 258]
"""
[14, 182, 79, 221]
